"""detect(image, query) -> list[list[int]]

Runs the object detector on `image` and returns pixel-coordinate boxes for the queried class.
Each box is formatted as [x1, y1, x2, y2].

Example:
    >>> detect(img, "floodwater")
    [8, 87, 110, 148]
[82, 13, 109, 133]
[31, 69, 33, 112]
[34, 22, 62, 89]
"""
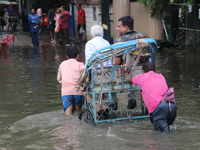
[0, 44, 200, 150]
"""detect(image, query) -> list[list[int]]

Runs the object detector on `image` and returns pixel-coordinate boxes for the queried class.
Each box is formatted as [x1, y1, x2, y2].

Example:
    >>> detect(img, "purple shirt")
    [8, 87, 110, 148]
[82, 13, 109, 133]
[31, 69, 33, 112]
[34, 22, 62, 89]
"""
[132, 71, 168, 114]
[7, 6, 15, 16]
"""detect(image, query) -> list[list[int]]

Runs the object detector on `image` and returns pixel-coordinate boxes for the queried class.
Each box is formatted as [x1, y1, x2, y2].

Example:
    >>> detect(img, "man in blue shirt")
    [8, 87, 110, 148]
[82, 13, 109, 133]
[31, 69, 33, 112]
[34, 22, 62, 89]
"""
[7, 3, 15, 31]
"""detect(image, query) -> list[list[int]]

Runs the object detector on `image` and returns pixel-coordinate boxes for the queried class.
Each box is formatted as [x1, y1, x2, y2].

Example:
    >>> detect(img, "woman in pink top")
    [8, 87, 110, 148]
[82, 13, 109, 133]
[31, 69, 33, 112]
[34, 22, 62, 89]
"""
[58, 6, 69, 45]
[51, 8, 61, 44]
[57, 46, 85, 115]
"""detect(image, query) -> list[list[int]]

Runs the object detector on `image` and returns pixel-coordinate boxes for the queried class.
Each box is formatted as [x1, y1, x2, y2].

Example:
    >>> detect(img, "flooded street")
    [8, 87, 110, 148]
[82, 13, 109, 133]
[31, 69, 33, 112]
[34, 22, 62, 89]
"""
[1, 44, 200, 150]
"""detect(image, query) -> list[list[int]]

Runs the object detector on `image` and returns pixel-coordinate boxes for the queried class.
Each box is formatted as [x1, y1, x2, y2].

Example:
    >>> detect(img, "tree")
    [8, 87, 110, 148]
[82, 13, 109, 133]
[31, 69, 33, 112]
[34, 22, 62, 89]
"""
[137, 0, 199, 18]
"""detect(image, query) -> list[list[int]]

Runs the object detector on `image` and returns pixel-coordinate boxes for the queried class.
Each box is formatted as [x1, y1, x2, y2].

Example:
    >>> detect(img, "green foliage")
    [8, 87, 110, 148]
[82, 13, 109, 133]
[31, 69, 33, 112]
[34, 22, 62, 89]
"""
[137, 0, 198, 18]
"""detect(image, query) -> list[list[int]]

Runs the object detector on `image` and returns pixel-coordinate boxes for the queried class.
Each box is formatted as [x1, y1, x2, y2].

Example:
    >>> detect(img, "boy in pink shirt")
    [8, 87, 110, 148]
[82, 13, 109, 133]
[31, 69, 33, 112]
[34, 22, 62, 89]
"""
[122, 62, 177, 132]
[57, 46, 85, 115]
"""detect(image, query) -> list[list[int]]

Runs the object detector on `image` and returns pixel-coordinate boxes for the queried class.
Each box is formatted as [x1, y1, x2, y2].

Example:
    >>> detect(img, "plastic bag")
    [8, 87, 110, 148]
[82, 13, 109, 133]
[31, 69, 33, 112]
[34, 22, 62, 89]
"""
[55, 24, 60, 33]
[79, 26, 85, 34]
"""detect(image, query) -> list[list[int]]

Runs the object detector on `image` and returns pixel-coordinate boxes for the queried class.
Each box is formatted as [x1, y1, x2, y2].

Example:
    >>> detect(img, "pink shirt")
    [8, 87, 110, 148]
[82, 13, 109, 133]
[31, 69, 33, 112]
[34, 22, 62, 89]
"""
[132, 71, 168, 114]
[59, 10, 69, 29]
[57, 59, 85, 96]
[54, 13, 60, 26]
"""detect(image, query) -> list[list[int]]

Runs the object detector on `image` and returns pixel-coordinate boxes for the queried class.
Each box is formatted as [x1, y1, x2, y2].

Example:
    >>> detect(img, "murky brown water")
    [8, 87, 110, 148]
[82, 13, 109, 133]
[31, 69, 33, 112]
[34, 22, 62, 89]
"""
[0, 45, 200, 150]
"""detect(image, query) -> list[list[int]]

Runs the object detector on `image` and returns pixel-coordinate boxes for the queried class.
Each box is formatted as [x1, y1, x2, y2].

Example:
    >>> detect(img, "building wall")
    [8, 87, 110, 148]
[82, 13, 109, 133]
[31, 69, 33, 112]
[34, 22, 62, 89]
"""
[130, 2, 163, 40]
[73, 3, 113, 42]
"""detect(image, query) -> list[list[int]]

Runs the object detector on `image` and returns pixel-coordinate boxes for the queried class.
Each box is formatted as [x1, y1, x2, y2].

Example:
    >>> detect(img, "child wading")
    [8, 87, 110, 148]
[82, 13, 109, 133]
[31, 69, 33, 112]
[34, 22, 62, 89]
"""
[57, 46, 85, 115]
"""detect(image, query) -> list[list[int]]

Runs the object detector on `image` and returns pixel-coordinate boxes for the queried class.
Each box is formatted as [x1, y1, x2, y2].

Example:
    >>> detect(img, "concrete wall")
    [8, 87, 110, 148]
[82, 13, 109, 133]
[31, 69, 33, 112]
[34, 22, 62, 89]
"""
[73, 3, 113, 42]
[130, 2, 163, 40]
[113, 0, 130, 41]
[113, 1, 163, 42]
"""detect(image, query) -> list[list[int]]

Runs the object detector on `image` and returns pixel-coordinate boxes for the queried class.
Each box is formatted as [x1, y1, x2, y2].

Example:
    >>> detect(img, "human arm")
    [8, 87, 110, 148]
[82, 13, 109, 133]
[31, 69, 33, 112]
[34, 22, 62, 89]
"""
[57, 66, 62, 83]
[81, 10, 85, 26]
[27, 14, 37, 24]
[121, 64, 132, 84]
[79, 62, 85, 74]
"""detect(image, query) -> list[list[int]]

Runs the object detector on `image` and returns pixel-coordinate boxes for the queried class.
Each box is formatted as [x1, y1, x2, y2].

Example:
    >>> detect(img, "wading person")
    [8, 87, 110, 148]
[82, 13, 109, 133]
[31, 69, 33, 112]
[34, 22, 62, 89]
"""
[28, 8, 40, 46]
[57, 46, 85, 115]
[122, 62, 177, 132]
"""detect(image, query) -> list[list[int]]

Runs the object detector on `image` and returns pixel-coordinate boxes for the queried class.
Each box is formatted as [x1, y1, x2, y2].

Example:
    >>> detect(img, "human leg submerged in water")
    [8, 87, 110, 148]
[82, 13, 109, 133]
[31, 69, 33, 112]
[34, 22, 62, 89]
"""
[150, 102, 177, 132]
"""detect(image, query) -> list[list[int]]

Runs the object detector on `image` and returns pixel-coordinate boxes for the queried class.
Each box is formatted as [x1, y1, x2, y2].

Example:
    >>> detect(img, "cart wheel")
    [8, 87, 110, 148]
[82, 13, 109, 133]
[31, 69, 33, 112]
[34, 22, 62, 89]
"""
[78, 109, 95, 126]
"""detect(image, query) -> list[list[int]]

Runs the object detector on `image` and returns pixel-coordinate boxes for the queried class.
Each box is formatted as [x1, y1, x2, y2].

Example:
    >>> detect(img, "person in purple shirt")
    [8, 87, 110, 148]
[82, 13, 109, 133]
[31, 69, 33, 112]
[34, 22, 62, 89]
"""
[122, 62, 177, 132]
[7, 3, 15, 31]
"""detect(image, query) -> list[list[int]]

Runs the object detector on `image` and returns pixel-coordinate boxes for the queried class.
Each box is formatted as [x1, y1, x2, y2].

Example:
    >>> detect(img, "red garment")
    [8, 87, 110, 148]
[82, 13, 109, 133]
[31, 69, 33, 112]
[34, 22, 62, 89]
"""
[77, 8, 85, 24]
[59, 11, 69, 29]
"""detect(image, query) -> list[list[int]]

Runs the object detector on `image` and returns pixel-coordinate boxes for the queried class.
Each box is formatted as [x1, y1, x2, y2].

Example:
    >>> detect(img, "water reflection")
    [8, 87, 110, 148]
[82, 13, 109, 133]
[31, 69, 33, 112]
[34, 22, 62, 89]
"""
[1, 46, 200, 149]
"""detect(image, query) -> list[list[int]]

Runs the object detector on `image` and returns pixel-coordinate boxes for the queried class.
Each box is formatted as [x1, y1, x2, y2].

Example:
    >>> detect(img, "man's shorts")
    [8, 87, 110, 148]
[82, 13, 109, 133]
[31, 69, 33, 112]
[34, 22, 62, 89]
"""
[77, 24, 86, 33]
[62, 95, 83, 112]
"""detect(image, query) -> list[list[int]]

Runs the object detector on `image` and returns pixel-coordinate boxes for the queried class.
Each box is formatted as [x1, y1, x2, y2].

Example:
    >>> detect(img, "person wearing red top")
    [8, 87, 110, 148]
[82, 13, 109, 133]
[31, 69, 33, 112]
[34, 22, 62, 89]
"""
[76, 4, 86, 43]
[58, 6, 69, 45]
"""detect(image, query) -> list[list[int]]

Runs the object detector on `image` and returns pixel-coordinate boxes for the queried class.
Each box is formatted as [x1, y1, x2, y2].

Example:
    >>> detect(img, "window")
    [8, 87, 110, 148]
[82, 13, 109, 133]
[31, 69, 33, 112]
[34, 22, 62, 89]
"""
[93, 7, 97, 21]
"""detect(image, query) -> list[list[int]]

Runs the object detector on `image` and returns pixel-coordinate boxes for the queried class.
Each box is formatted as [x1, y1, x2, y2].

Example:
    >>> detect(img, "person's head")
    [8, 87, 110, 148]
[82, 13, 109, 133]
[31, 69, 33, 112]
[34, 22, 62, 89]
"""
[142, 62, 155, 73]
[10, 3, 13, 7]
[66, 46, 79, 60]
[76, 4, 81, 9]
[53, 4, 57, 10]
[90, 25, 103, 39]
[61, 6, 65, 11]
[116, 16, 134, 36]
[56, 7, 61, 13]
[31, 8, 35, 14]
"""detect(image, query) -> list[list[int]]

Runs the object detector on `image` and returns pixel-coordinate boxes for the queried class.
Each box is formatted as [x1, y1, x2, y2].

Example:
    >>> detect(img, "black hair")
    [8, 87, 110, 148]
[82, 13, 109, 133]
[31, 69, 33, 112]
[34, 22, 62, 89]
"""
[78, 4, 81, 7]
[66, 46, 79, 58]
[142, 62, 155, 72]
[62, 6, 66, 10]
[118, 16, 134, 30]
[30, 8, 35, 12]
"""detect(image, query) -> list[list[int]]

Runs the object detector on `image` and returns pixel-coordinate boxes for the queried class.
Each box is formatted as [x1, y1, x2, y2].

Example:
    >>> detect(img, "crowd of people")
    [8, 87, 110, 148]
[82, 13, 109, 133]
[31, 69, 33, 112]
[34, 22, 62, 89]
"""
[57, 15, 177, 133]
[27, 3, 86, 46]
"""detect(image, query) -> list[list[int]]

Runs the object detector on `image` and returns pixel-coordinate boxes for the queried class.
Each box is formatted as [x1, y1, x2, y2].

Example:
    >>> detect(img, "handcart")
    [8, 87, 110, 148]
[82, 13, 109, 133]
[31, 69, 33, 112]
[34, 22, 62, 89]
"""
[78, 38, 158, 125]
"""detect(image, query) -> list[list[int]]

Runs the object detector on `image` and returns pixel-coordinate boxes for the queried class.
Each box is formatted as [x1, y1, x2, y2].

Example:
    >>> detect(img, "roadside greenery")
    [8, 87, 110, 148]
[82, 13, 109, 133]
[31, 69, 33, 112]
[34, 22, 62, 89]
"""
[137, 0, 198, 17]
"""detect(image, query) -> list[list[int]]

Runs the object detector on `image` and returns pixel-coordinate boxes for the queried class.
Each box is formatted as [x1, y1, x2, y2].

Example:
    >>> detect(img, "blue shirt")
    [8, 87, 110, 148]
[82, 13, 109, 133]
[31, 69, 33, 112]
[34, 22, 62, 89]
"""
[28, 13, 40, 32]
[7, 6, 15, 16]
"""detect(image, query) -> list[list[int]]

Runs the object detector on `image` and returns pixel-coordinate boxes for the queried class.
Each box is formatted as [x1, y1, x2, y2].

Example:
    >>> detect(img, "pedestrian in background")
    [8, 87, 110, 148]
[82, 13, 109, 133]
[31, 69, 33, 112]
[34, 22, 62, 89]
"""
[21, 5, 28, 32]
[51, 7, 61, 44]
[36, 4, 46, 40]
[7, 3, 15, 32]
[47, 4, 57, 41]
[28, 8, 40, 46]
[58, 6, 69, 45]
[76, 4, 85, 43]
